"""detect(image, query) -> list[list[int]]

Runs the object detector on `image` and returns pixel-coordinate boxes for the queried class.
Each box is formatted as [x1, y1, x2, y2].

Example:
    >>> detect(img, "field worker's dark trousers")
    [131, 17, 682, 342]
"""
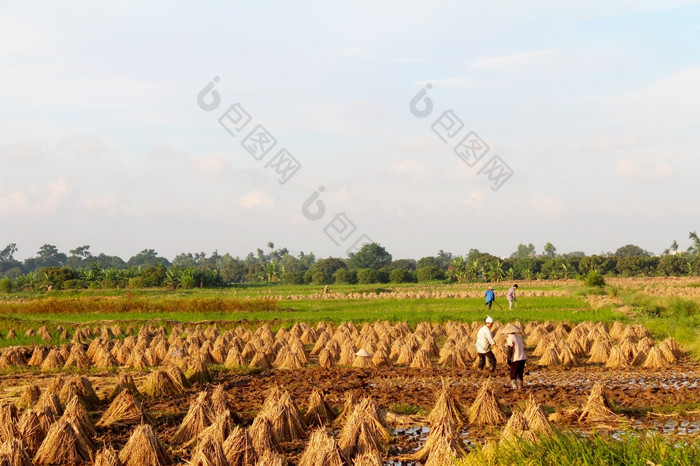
[509, 359, 525, 381]
[478, 351, 496, 371]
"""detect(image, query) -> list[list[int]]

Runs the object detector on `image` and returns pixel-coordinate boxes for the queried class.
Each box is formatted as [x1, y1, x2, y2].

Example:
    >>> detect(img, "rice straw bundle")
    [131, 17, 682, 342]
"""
[186, 357, 212, 384]
[317, 349, 334, 369]
[0, 437, 32, 466]
[467, 380, 506, 426]
[298, 428, 343, 466]
[92, 344, 119, 368]
[558, 345, 578, 367]
[93, 445, 121, 466]
[537, 345, 561, 366]
[618, 339, 637, 362]
[657, 341, 678, 363]
[255, 450, 286, 466]
[18, 384, 41, 409]
[18, 410, 44, 455]
[394, 345, 415, 366]
[5, 329, 16, 339]
[643, 347, 669, 369]
[37, 348, 63, 371]
[109, 373, 140, 400]
[223, 425, 256, 465]
[305, 388, 336, 427]
[33, 418, 93, 465]
[409, 413, 467, 463]
[332, 392, 357, 429]
[352, 451, 383, 466]
[249, 351, 272, 370]
[605, 346, 630, 368]
[172, 392, 214, 444]
[661, 337, 682, 357]
[60, 375, 100, 408]
[370, 348, 391, 368]
[63, 345, 91, 369]
[338, 342, 357, 366]
[311, 332, 330, 355]
[61, 396, 96, 452]
[409, 349, 432, 369]
[97, 390, 154, 427]
[631, 348, 649, 366]
[278, 351, 305, 370]
[578, 383, 619, 423]
[426, 379, 464, 428]
[636, 337, 654, 353]
[352, 350, 373, 368]
[523, 396, 552, 436]
[34, 388, 63, 423]
[224, 347, 246, 368]
[532, 337, 553, 358]
[338, 418, 382, 462]
[124, 350, 150, 370]
[247, 416, 278, 456]
[500, 409, 536, 445]
[188, 432, 228, 466]
[437, 347, 467, 369]
[28, 346, 47, 366]
[142, 369, 185, 398]
[119, 424, 172, 466]
[0, 402, 19, 442]
[259, 387, 306, 443]
[587, 338, 611, 364]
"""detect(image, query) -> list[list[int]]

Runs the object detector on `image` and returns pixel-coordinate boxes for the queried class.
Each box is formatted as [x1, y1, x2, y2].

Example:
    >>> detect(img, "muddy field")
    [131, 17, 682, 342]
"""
[2, 362, 698, 464]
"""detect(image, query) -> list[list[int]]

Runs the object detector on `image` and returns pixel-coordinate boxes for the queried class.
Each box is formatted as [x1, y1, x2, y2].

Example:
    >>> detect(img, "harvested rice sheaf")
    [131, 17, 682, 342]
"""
[605, 346, 630, 368]
[18, 384, 41, 410]
[500, 409, 537, 445]
[93, 445, 121, 466]
[0, 403, 19, 443]
[119, 424, 172, 466]
[298, 428, 344, 466]
[578, 383, 620, 423]
[523, 396, 553, 436]
[259, 387, 306, 444]
[33, 418, 93, 465]
[97, 390, 154, 428]
[248, 415, 278, 456]
[467, 380, 506, 426]
[408, 416, 467, 463]
[643, 346, 669, 369]
[223, 425, 256, 466]
[18, 410, 44, 455]
[188, 432, 228, 466]
[426, 379, 464, 428]
[172, 392, 214, 444]
[59, 375, 100, 408]
[109, 373, 141, 400]
[142, 370, 184, 398]
[255, 450, 287, 466]
[305, 388, 336, 427]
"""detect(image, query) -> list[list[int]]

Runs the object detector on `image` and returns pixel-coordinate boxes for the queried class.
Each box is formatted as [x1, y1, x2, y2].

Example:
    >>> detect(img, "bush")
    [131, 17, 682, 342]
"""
[281, 271, 304, 285]
[0, 277, 11, 293]
[180, 275, 196, 289]
[62, 279, 86, 290]
[357, 268, 379, 284]
[333, 268, 357, 284]
[416, 266, 445, 282]
[389, 268, 413, 283]
[584, 270, 606, 288]
[311, 271, 331, 285]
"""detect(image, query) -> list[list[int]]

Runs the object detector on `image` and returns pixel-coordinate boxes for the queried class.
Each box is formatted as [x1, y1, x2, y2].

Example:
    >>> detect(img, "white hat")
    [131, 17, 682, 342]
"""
[485, 316, 494, 324]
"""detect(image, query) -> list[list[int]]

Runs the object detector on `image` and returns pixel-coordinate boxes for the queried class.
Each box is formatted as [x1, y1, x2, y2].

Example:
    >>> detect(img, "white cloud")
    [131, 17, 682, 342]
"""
[56, 134, 108, 158]
[189, 154, 228, 179]
[465, 189, 485, 204]
[0, 139, 48, 161]
[393, 58, 426, 64]
[391, 160, 433, 180]
[84, 193, 146, 217]
[528, 194, 567, 216]
[413, 77, 505, 89]
[0, 178, 69, 215]
[617, 159, 673, 180]
[238, 189, 275, 209]
[469, 50, 559, 73]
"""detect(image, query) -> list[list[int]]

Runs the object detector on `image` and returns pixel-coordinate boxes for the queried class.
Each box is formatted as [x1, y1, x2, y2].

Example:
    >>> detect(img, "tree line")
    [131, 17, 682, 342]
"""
[0, 233, 699, 292]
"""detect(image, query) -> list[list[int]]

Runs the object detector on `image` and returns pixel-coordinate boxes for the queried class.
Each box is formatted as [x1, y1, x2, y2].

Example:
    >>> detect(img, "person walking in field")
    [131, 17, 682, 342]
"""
[507, 284, 518, 310]
[503, 322, 526, 390]
[484, 287, 496, 310]
[476, 316, 501, 373]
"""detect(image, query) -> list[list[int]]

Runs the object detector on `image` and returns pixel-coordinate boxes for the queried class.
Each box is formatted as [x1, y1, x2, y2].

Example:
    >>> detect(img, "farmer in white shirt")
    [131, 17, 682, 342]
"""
[475, 316, 503, 373]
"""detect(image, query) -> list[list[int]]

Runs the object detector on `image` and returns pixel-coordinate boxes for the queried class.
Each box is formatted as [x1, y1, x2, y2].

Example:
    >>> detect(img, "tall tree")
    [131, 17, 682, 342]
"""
[614, 244, 649, 257]
[543, 242, 557, 258]
[348, 243, 392, 269]
[511, 243, 536, 259]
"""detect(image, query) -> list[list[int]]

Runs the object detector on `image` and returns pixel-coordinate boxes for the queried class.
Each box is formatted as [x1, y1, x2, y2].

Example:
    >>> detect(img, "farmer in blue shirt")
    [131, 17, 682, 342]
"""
[484, 286, 496, 310]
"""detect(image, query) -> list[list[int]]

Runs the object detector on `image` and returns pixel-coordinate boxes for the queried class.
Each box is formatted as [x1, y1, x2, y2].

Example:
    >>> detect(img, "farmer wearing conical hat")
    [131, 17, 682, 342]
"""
[476, 316, 504, 373]
[503, 322, 526, 390]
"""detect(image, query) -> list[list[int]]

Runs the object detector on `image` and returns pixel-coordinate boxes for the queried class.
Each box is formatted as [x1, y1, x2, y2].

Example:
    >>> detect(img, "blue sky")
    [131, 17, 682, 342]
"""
[2, 1, 700, 261]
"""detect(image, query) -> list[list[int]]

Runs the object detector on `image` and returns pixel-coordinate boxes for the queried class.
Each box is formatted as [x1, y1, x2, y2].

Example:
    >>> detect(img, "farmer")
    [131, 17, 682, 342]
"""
[507, 284, 518, 310]
[503, 322, 526, 390]
[484, 287, 496, 310]
[476, 316, 502, 373]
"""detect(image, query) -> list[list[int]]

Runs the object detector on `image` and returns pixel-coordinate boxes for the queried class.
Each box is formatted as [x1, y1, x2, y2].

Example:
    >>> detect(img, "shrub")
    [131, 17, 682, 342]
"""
[62, 279, 86, 290]
[333, 268, 357, 284]
[416, 266, 445, 282]
[180, 275, 196, 289]
[311, 271, 331, 285]
[389, 268, 412, 283]
[357, 268, 379, 284]
[0, 277, 11, 293]
[281, 271, 304, 285]
[585, 270, 606, 288]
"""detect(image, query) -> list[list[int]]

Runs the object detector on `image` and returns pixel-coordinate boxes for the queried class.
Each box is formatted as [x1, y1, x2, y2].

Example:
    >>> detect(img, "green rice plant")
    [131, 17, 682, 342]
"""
[459, 429, 700, 466]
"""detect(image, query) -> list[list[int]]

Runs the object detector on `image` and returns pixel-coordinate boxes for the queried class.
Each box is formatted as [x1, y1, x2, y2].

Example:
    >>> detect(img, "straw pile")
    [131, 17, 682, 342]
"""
[408, 415, 467, 463]
[172, 392, 214, 444]
[523, 396, 552, 436]
[186, 357, 212, 384]
[0, 437, 32, 466]
[0, 402, 19, 442]
[578, 383, 619, 423]
[97, 390, 154, 427]
[18, 384, 41, 410]
[587, 338, 612, 364]
[500, 409, 536, 444]
[337, 397, 390, 462]
[255, 450, 287, 465]
[59, 375, 100, 408]
[643, 347, 669, 369]
[223, 425, 256, 465]
[119, 424, 172, 466]
[142, 369, 185, 398]
[409, 349, 432, 369]
[305, 388, 336, 427]
[110, 373, 140, 400]
[426, 379, 464, 428]
[18, 410, 44, 455]
[298, 428, 344, 466]
[257, 387, 306, 444]
[93, 445, 121, 466]
[537, 345, 561, 366]
[247, 416, 278, 456]
[467, 380, 506, 426]
[605, 346, 630, 368]
[558, 345, 578, 367]
[33, 418, 93, 465]
[352, 451, 383, 466]
[62, 396, 96, 443]
[188, 432, 228, 466]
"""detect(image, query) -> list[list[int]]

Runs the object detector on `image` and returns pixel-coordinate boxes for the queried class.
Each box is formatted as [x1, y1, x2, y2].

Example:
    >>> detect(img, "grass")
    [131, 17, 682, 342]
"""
[459, 429, 700, 466]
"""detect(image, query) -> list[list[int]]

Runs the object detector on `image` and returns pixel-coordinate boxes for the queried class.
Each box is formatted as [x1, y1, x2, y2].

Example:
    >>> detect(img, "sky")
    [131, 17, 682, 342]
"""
[2, 0, 700, 262]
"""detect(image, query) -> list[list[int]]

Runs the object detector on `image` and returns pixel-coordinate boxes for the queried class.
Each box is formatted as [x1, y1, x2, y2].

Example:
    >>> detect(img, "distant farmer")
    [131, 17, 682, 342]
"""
[476, 316, 503, 373]
[507, 284, 519, 310]
[484, 287, 496, 310]
[503, 322, 526, 390]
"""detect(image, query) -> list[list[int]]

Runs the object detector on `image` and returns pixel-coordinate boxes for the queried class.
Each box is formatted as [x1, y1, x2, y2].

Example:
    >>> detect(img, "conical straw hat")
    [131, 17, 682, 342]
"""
[501, 323, 523, 334]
